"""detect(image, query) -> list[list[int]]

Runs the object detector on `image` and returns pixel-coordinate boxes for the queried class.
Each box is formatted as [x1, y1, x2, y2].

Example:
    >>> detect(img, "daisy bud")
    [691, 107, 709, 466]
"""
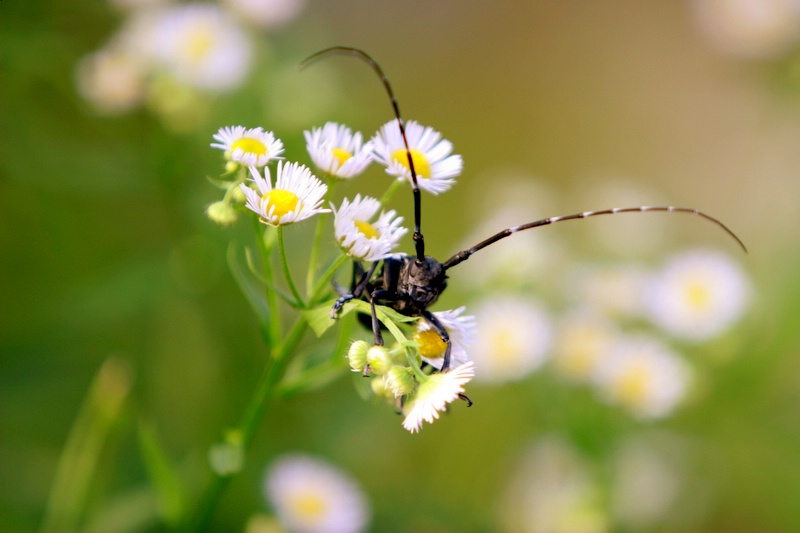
[347, 340, 370, 372]
[386, 365, 415, 397]
[370, 376, 392, 399]
[366, 345, 391, 375]
[230, 184, 247, 204]
[206, 200, 238, 226]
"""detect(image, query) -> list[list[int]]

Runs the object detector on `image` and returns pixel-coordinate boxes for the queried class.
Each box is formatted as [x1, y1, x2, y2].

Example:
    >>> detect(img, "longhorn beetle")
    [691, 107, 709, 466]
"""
[303, 46, 747, 373]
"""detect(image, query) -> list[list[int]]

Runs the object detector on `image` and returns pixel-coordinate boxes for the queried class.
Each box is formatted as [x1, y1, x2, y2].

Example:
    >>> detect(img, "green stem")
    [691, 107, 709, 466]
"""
[306, 181, 336, 295]
[253, 218, 281, 347]
[379, 178, 403, 206]
[310, 253, 349, 305]
[277, 226, 304, 308]
[184, 318, 308, 532]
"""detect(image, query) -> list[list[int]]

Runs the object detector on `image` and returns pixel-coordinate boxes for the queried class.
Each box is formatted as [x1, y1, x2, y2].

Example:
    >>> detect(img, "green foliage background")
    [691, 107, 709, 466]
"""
[2, 1, 800, 531]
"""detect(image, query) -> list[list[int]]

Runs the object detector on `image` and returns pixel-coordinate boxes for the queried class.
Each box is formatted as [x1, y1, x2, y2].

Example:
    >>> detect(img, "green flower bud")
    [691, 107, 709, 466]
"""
[367, 345, 391, 375]
[386, 365, 415, 396]
[206, 200, 237, 226]
[370, 376, 392, 399]
[347, 340, 370, 372]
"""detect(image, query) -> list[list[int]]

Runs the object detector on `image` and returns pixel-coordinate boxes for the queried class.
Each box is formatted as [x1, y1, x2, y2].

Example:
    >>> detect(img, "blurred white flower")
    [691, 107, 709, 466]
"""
[332, 195, 407, 261]
[577, 178, 670, 258]
[691, 0, 800, 58]
[500, 437, 609, 533]
[264, 454, 369, 533]
[371, 119, 463, 195]
[109, 0, 167, 11]
[305, 122, 374, 179]
[610, 435, 684, 530]
[645, 248, 751, 341]
[402, 361, 475, 433]
[211, 126, 284, 167]
[414, 306, 477, 370]
[150, 4, 253, 92]
[568, 263, 649, 320]
[551, 310, 618, 383]
[75, 46, 148, 114]
[593, 335, 691, 420]
[452, 205, 565, 294]
[222, 0, 307, 28]
[241, 162, 329, 226]
[470, 297, 552, 384]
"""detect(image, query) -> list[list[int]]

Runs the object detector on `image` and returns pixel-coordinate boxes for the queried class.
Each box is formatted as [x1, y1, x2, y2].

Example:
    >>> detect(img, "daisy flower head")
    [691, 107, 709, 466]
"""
[402, 361, 475, 433]
[75, 45, 148, 115]
[470, 297, 552, 384]
[241, 162, 330, 226]
[414, 307, 477, 370]
[333, 195, 407, 261]
[552, 310, 619, 383]
[569, 263, 649, 320]
[264, 454, 370, 533]
[500, 437, 608, 533]
[150, 3, 253, 92]
[593, 335, 691, 420]
[211, 126, 284, 167]
[371, 119, 463, 195]
[645, 248, 751, 341]
[305, 122, 374, 179]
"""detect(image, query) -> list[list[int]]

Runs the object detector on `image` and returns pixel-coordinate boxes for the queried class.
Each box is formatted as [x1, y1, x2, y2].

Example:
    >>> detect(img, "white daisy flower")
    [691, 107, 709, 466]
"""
[75, 45, 148, 114]
[211, 126, 284, 167]
[150, 4, 253, 92]
[264, 454, 370, 533]
[593, 335, 691, 420]
[414, 306, 476, 370]
[402, 361, 475, 433]
[691, 0, 800, 58]
[569, 263, 649, 320]
[645, 248, 751, 341]
[611, 435, 684, 530]
[552, 310, 619, 383]
[499, 437, 608, 533]
[241, 162, 330, 226]
[470, 297, 552, 384]
[332, 195, 407, 261]
[304, 122, 374, 179]
[371, 119, 463, 195]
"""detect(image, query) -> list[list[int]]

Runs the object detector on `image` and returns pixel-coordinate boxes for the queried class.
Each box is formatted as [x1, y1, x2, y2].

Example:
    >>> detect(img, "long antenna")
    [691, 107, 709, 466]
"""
[443, 205, 748, 270]
[302, 47, 426, 261]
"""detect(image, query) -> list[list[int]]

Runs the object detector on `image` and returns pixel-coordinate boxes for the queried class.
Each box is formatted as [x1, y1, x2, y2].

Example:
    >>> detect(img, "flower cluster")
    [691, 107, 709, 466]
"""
[450, 174, 752, 421]
[75, 1, 307, 126]
[208, 118, 472, 432]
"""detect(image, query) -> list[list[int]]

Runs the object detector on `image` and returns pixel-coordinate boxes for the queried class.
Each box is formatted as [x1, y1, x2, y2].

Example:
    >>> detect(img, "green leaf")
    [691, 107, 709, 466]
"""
[136, 420, 186, 525]
[228, 242, 271, 327]
[278, 358, 346, 397]
[303, 301, 338, 337]
[206, 175, 234, 190]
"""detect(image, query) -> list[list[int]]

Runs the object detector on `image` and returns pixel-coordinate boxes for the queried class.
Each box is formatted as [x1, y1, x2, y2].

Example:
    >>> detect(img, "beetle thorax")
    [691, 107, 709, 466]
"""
[397, 256, 447, 310]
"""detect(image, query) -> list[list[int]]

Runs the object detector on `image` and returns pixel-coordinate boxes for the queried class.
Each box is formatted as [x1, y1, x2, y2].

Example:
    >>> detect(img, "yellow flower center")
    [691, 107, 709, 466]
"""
[415, 329, 447, 359]
[183, 27, 215, 63]
[263, 189, 300, 221]
[392, 148, 431, 179]
[684, 281, 711, 309]
[231, 137, 268, 156]
[354, 220, 380, 240]
[616, 365, 651, 409]
[332, 147, 353, 167]
[288, 492, 327, 522]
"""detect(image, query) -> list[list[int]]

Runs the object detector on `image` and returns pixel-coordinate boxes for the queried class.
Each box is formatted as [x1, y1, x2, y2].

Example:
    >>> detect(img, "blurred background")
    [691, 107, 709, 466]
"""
[2, 0, 800, 531]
